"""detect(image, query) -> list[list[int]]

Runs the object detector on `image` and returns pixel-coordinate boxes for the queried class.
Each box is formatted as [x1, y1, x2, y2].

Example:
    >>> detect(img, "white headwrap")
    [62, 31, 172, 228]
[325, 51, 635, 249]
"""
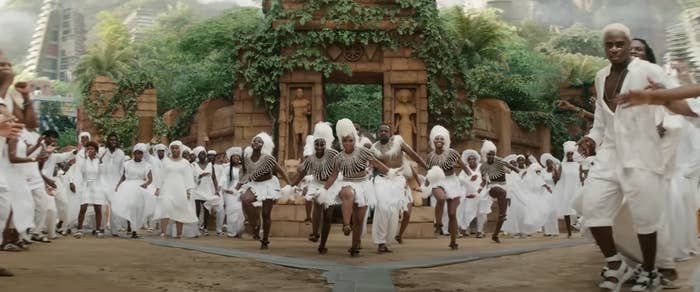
[182, 146, 192, 154]
[312, 122, 335, 149]
[153, 144, 167, 152]
[245, 132, 275, 157]
[539, 153, 560, 167]
[226, 147, 242, 158]
[461, 149, 481, 164]
[303, 135, 315, 157]
[563, 141, 577, 154]
[480, 139, 497, 158]
[79, 131, 91, 140]
[133, 143, 148, 154]
[169, 140, 183, 150]
[207, 150, 217, 155]
[192, 146, 206, 157]
[335, 118, 359, 149]
[429, 125, 451, 150]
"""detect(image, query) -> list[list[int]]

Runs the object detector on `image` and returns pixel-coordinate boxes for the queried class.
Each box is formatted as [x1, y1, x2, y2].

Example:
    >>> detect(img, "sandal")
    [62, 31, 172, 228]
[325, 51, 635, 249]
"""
[0, 267, 13, 277]
[433, 223, 443, 235]
[598, 254, 633, 292]
[394, 235, 403, 244]
[491, 234, 500, 243]
[1, 243, 23, 252]
[318, 247, 328, 254]
[308, 233, 320, 243]
[449, 242, 459, 250]
[377, 244, 392, 253]
[476, 232, 484, 238]
[342, 225, 352, 236]
[260, 240, 269, 250]
[131, 232, 139, 239]
[348, 247, 360, 257]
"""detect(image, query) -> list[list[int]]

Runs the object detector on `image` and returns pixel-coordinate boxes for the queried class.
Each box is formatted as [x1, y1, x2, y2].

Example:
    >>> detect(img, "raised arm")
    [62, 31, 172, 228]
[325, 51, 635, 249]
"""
[401, 143, 427, 169]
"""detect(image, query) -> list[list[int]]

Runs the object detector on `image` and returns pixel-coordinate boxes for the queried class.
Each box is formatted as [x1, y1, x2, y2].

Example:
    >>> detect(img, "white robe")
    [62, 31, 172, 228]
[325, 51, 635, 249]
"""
[111, 160, 152, 230]
[153, 158, 198, 224]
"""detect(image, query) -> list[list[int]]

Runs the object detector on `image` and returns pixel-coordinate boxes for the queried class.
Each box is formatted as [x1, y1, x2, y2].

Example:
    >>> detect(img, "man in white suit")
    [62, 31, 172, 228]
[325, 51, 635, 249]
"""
[577, 23, 673, 292]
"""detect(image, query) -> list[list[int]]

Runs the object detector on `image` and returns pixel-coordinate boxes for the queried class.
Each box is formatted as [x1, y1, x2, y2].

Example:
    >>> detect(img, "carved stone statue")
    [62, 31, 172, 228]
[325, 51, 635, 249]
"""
[290, 88, 311, 159]
[394, 89, 417, 149]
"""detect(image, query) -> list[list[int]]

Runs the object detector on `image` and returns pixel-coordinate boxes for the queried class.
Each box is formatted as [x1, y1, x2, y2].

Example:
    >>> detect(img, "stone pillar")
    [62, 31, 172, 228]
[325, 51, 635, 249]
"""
[78, 75, 116, 142]
[136, 88, 157, 143]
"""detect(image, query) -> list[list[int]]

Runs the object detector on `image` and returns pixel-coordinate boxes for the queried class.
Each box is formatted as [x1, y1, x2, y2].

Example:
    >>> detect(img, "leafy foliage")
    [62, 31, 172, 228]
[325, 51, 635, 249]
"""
[540, 23, 604, 57]
[325, 84, 383, 133]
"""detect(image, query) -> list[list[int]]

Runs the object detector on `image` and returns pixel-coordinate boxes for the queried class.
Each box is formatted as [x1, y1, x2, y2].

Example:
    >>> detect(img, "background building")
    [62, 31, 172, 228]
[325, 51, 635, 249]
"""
[21, 0, 86, 81]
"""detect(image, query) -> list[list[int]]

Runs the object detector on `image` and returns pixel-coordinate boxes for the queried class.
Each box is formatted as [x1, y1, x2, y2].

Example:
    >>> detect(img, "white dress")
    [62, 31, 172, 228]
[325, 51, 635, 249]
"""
[221, 166, 245, 237]
[457, 165, 491, 231]
[541, 170, 559, 235]
[153, 158, 198, 223]
[553, 161, 581, 217]
[79, 158, 108, 205]
[192, 162, 218, 202]
[111, 160, 152, 230]
[502, 171, 528, 235]
[4, 140, 36, 233]
[99, 148, 125, 203]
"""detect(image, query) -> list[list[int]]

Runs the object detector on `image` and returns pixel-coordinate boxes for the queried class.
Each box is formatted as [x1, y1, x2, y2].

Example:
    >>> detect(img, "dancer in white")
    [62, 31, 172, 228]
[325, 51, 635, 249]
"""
[423, 125, 470, 249]
[210, 150, 227, 235]
[577, 23, 674, 292]
[236, 132, 291, 249]
[112, 143, 153, 238]
[552, 141, 582, 238]
[153, 141, 197, 238]
[291, 122, 338, 254]
[477, 140, 519, 243]
[320, 118, 390, 257]
[221, 147, 244, 238]
[74, 141, 107, 238]
[458, 149, 489, 238]
[371, 124, 427, 253]
[191, 146, 219, 236]
[539, 153, 560, 236]
[101, 133, 125, 236]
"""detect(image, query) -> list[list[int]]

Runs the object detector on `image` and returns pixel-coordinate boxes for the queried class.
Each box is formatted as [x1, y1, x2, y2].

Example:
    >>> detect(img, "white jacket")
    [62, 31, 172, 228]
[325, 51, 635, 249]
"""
[587, 58, 675, 175]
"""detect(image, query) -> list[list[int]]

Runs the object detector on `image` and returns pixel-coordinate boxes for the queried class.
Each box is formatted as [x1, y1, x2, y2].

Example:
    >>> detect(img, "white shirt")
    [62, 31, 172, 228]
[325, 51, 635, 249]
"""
[587, 58, 675, 175]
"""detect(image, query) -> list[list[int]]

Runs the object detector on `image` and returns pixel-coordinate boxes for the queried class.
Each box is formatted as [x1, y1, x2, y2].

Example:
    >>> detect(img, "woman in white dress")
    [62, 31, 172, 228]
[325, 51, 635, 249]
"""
[540, 153, 560, 236]
[235, 132, 291, 249]
[552, 141, 582, 238]
[191, 146, 219, 236]
[501, 154, 529, 237]
[458, 149, 489, 238]
[422, 125, 470, 250]
[112, 143, 153, 238]
[221, 147, 245, 238]
[319, 119, 390, 256]
[74, 141, 107, 238]
[153, 141, 198, 238]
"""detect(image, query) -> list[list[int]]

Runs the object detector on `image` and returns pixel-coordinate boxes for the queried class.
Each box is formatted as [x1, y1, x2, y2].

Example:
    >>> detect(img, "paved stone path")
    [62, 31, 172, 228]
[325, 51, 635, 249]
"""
[138, 237, 589, 292]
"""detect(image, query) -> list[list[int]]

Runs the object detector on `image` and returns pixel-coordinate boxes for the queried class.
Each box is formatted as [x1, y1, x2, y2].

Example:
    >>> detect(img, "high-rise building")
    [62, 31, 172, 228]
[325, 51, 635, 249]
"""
[124, 8, 157, 44]
[22, 0, 86, 81]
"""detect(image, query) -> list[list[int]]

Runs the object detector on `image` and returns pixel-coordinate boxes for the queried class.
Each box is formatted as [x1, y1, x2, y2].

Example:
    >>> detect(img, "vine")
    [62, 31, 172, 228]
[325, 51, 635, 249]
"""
[188, 0, 475, 140]
[81, 72, 153, 150]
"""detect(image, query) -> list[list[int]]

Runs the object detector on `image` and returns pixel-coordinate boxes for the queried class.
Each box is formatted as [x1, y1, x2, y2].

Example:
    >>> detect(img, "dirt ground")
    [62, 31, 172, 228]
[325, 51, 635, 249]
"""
[393, 243, 700, 292]
[0, 237, 329, 292]
[1, 228, 698, 292]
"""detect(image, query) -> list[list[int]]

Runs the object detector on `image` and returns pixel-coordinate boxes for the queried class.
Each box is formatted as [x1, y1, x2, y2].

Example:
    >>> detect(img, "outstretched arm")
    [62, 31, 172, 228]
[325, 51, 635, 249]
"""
[401, 143, 427, 169]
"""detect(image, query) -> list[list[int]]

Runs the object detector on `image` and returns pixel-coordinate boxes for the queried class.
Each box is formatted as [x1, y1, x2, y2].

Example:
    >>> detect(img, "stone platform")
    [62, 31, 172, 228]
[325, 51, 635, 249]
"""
[266, 204, 436, 238]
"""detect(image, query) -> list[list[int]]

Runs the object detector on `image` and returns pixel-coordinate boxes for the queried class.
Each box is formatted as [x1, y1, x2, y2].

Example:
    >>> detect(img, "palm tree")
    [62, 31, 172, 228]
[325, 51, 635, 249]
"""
[443, 7, 512, 68]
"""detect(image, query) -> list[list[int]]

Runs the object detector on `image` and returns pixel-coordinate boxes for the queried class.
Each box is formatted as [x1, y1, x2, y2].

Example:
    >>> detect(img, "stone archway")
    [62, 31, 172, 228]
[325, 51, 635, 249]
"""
[233, 0, 431, 162]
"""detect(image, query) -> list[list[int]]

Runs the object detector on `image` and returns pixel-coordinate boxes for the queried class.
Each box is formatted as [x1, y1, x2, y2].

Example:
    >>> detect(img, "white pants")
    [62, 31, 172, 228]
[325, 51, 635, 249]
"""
[215, 204, 225, 233]
[0, 191, 10, 243]
[372, 206, 399, 245]
[582, 168, 663, 234]
[31, 187, 50, 235]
